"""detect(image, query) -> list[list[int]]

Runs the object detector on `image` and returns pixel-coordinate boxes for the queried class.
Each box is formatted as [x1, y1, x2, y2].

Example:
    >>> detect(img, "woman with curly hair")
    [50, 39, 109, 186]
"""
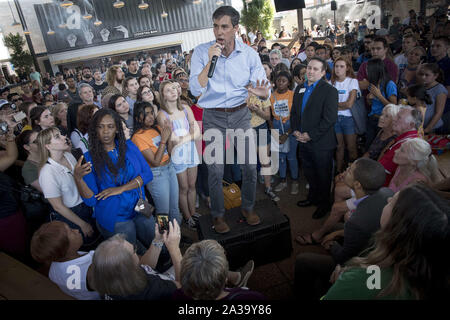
[325, 183, 449, 300]
[73, 108, 154, 254]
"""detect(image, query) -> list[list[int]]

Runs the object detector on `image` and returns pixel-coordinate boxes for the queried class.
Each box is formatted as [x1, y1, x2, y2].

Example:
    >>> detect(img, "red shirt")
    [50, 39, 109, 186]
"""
[190, 104, 205, 154]
[357, 57, 399, 84]
[379, 130, 419, 186]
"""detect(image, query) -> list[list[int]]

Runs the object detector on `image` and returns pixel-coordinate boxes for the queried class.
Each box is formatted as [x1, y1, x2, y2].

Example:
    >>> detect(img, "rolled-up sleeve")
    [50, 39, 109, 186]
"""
[189, 44, 208, 97]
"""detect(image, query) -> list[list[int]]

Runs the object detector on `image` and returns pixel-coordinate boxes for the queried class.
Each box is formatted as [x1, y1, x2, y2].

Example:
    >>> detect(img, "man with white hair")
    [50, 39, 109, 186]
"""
[379, 105, 421, 186]
[67, 83, 100, 133]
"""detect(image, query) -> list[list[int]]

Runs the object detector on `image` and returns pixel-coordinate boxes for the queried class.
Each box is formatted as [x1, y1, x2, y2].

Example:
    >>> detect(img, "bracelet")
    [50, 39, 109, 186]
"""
[152, 240, 164, 248]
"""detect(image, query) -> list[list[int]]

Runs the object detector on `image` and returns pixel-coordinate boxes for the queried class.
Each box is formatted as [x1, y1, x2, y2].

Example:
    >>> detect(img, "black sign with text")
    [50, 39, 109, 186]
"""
[35, 0, 230, 53]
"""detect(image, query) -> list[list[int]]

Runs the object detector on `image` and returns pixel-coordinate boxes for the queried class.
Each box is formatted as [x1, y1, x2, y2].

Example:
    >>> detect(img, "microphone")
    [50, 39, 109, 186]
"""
[208, 55, 218, 78]
[208, 43, 222, 78]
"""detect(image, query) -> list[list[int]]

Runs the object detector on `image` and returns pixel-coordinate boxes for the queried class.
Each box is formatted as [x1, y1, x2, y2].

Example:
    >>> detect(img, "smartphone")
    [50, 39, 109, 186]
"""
[13, 111, 26, 123]
[156, 214, 169, 234]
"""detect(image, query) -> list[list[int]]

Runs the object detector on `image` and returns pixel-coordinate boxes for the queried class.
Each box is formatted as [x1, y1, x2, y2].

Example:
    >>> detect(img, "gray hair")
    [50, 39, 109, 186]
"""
[78, 83, 94, 93]
[90, 234, 147, 297]
[269, 49, 282, 59]
[383, 104, 401, 119]
[399, 105, 423, 130]
[402, 138, 440, 183]
[180, 240, 229, 300]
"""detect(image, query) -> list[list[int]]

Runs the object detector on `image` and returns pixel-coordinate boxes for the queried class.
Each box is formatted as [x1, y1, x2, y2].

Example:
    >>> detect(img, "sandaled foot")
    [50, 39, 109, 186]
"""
[295, 233, 320, 245]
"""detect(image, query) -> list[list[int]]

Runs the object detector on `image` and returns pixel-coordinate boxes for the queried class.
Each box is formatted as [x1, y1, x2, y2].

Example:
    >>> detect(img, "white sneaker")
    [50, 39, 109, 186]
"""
[290, 182, 299, 195]
[265, 188, 280, 202]
[274, 181, 287, 192]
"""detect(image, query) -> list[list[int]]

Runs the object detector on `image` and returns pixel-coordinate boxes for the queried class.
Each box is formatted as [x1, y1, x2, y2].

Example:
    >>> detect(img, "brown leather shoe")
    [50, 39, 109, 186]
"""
[241, 209, 261, 226]
[213, 217, 230, 234]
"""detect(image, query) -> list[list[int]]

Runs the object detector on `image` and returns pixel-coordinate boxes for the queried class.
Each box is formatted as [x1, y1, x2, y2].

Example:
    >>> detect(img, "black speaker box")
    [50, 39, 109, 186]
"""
[197, 199, 292, 270]
[331, 1, 337, 11]
[274, 0, 306, 12]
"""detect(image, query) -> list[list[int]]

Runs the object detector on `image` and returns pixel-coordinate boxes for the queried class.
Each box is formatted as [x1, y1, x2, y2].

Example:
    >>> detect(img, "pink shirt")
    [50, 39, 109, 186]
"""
[388, 169, 428, 193]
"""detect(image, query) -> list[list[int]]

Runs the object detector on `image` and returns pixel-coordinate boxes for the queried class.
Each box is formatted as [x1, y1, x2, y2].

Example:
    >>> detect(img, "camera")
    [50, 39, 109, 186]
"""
[156, 214, 169, 233]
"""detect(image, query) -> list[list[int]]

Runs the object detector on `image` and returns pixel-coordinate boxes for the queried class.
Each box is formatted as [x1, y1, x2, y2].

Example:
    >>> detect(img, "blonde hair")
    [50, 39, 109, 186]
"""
[50, 102, 68, 126]
[402, 138, 440, 183]
[37, 127, 60, 169]
[159, 80, 183, 114]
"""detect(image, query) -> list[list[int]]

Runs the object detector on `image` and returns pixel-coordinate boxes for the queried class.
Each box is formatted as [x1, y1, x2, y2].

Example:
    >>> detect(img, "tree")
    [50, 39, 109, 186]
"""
[240, 0, 274, 40]
[3, 33, 33, 73]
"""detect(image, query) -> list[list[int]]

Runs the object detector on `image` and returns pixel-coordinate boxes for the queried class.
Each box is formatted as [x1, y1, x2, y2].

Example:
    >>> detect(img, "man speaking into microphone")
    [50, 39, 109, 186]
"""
[189, 6, 271, 234]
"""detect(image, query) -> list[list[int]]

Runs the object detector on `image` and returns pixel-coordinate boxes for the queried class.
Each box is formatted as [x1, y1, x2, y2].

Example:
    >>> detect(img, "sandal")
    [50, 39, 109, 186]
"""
[295, 233, 320, 245]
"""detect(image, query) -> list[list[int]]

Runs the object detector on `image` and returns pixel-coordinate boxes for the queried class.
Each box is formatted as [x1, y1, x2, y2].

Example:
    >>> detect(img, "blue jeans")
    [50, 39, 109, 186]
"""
[272, 119, 299, 180]
[96, 213, 157, 256]
[146, 163, 182, 225]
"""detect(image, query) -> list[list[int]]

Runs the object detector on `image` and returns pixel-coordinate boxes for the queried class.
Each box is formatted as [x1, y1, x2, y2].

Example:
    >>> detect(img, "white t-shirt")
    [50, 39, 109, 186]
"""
[394, 54, 408, 71]
[39, 152, 83, 208]
[331, 77, 360, 117]
[70, 130, 89, 154]
[49, 251, 100, 300]
[297, 51, 307, 62]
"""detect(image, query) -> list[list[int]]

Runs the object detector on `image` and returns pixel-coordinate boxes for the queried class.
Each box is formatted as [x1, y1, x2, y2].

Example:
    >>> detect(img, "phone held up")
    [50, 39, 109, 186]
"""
[156, 214, 169, 234]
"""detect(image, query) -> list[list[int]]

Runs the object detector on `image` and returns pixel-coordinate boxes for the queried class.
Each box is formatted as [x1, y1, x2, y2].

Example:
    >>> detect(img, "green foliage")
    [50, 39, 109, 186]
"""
[3, 33, 33, 72]
[240, 0, 274, 40]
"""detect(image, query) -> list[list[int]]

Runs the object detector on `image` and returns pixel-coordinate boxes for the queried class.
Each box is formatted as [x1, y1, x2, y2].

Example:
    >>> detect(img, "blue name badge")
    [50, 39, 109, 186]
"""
[338, 90, 346, 94]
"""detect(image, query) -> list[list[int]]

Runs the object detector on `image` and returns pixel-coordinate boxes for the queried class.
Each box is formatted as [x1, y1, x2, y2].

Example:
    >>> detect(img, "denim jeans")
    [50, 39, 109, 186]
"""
[272, 118, 299, 180]
[96, 212, 157, 256]
[146, 163, 182, 225]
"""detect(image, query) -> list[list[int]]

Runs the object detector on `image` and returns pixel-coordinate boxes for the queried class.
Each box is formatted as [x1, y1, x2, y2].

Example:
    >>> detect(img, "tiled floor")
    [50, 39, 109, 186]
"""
[184, 176, 334, 300]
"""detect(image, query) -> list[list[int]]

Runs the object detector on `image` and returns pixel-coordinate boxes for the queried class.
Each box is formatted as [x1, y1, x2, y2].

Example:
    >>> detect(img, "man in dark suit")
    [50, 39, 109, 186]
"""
[294, 158, 392, 300]
[291, 57, 338, 219]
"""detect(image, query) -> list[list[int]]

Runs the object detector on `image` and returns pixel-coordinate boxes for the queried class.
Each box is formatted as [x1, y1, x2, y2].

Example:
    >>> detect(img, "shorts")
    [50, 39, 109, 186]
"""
[253, 121, 270, 147]
[334, 115, 356, 135]
[171, 141, 200, 174]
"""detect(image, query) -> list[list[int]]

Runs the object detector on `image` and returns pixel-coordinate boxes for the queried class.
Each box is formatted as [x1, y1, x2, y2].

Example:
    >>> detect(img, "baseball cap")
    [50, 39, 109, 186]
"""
[0, 99, 10, 109]
[57, 91, 69, 101]
[375, 28, 389, 36]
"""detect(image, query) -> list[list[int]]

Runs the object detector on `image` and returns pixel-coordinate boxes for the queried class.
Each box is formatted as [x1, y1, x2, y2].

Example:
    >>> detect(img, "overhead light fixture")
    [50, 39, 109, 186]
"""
[193, 0, 202, 4]
[138, 0, 149, 10]
[94, 19, 102, 26]
[83, 13, 93, 19]
[58, 23, 67, 28]
[216, 0, 224, 5]
[113, 0, 125, 8]
[7, 0, 21, 27]
[160, 0, 168, 18]
[47, 29, 55, 35]
[23, 29, 30, 35]
[245, 0, 252, 3]
[60, 0, 73, 7]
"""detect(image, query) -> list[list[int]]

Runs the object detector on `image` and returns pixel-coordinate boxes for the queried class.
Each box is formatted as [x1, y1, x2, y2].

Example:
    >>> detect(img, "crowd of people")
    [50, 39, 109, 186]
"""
[0, 5, 449, 301]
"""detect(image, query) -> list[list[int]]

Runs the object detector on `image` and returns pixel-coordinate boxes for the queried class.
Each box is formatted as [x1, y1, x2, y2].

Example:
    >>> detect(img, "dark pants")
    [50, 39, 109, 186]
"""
[196, 161, 210, 197]
[365, 115, 381, 151]
[294, 252, 336, 300]
[299, 145, 334, 208]
[50, 202, 100, 247]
